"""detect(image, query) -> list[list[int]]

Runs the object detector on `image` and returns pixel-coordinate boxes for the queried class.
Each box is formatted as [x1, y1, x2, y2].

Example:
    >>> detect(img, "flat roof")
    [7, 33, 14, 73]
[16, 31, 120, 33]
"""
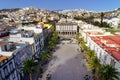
[16, 43, 26, 47]
[0, 41, 27, 56]
[91, 35, 120, 61]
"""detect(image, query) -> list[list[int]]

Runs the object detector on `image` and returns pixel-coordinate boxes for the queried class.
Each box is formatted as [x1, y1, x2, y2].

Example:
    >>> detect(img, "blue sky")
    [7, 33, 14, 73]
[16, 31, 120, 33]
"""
[0, 0, 120, 11]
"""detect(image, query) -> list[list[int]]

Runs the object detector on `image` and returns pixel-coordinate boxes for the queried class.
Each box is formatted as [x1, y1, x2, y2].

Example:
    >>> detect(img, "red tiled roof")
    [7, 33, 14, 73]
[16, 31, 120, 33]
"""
[91, 35, 120, 61]
[0, 55, 9, 61]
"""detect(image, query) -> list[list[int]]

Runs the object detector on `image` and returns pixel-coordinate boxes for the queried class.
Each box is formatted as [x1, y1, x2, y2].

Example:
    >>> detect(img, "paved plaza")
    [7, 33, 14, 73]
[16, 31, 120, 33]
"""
[40, 42, 92, 80]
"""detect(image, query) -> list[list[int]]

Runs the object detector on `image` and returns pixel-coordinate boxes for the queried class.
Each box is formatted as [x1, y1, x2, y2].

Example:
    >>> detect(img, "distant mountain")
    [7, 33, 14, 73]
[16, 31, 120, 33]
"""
[0, 6, 120, 22]
[56, 8, 120, 19]
[0, 8, 20, 13]
[0, 6, 60, 24]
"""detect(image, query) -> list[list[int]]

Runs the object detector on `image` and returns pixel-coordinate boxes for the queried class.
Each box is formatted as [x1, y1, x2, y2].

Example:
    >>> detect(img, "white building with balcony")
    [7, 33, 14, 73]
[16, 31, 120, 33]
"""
[0, 41, 32, 80]
[9, 25, 44, 57]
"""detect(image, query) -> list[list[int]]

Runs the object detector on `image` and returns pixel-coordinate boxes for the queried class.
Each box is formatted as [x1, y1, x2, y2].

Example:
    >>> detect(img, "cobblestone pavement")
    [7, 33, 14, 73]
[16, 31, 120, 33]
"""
[40, 43, 92, 80]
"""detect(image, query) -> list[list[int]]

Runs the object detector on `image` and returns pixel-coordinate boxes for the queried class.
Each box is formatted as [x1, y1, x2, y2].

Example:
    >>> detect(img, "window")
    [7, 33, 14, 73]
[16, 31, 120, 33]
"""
[9, 62, 13, 72]
[36, 46, 37, 50]
[37, 38, 38, 42]
[110, 59, 116, 67]
[104, 55, 107, 61]
[0, 71, 3, 80]
[3, 66, 9, 77]
[11, 73, 15, 80]
[99, 52, 101, 59]
[35, 39, 37, 43]
[39, 38, 41, 42]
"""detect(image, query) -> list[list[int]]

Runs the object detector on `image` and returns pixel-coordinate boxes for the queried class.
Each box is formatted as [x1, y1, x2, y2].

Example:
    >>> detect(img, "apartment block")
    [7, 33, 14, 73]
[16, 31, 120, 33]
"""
[0, 41, 32, 80]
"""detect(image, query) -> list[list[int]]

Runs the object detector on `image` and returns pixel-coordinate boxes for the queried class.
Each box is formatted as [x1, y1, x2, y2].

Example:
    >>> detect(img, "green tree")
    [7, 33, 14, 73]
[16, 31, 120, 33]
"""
[48, 31, 58, 50]
[98, 65, 120, 80]
[87, 56, 101, 79]
[85, 50, 95, 60]
[48, 40, 55, 50]
[117, 8, 120, 10]
[102, 22, 110, 28]
[22, 58, 37, 80]
[88, 57, 100, 68]
[63, 15, 68, 19]
[78, 38, 84, 44]
[39, 51, 50, 61]
[92, 21, 100, 26]
[52, 31, 58, 39]
[76, 33, 81, 41]
[74, 16, 81, 20]
[100, 12, 104, 27]
[80, 43, 88, 52]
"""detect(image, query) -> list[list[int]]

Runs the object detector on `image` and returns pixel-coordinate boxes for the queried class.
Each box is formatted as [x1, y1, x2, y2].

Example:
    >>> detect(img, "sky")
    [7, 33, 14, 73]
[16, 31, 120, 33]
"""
[0, 0, 120, 11]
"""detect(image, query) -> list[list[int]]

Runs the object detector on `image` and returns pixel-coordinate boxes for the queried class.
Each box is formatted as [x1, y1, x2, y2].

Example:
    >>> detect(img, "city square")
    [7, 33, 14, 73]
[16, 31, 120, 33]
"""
[41, 41, 92, 80]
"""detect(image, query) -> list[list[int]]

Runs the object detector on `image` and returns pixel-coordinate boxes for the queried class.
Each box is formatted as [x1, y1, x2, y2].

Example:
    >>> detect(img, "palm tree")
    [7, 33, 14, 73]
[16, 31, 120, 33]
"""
[48, 31, 58, 50]
[48, 40, 54, 50]
[87, 56, 101, 79]
[100, 12, 104, 27]
[39, 51, 50, 60]
[52, 32, 58, 43]
[80, 43, 88, 52]
[22, 58, 37, 80]
[78, 38, 84, 44]
[85, 50, 95, 60]
[52, 31, 58, 38]
[88, 56, 100, 68]
[39, 51, 50, 65]
[98, 65, 120, 80]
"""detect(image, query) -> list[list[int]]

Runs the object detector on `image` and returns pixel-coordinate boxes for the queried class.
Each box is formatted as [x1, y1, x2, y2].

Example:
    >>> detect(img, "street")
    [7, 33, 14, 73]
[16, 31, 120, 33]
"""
[40, 41, 92, 80]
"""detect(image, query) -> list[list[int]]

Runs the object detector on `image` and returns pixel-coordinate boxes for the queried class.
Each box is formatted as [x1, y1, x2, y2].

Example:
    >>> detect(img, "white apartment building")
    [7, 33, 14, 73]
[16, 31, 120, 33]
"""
[0, 41, 32, 80]
[9, 25, 44, 57]
[0, 55, 18, 80]
[0, 24, 45, 80]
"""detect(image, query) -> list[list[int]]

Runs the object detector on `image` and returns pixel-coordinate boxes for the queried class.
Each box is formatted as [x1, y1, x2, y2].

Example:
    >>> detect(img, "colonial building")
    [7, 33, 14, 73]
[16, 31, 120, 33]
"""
[80, 23, 120, 79]
[87, 35, 120, 72]
[56, 23, 79, 38]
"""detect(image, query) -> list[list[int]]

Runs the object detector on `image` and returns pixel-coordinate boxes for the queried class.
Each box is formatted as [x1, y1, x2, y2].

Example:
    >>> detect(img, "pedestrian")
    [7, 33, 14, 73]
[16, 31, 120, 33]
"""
[88, 76, 90, 79]
[83, 63, 84, 67]
[46, 74, 51, 80]
[51, 63, 52, 66]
